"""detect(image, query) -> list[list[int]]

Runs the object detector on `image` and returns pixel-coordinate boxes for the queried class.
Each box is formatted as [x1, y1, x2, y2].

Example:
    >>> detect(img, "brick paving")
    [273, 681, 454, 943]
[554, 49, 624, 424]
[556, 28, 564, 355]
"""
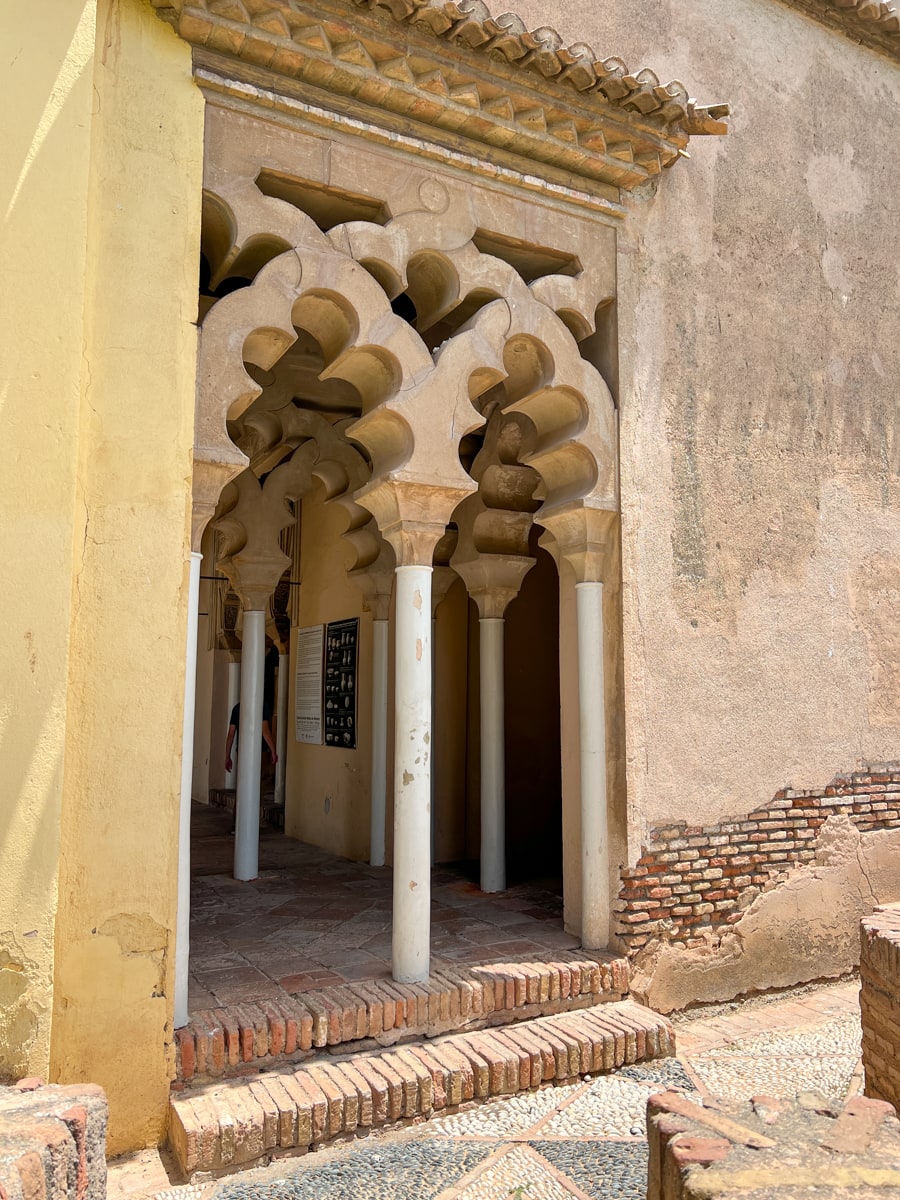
[169, 1001, 674, 1175]
[188, 803, 578, 1014]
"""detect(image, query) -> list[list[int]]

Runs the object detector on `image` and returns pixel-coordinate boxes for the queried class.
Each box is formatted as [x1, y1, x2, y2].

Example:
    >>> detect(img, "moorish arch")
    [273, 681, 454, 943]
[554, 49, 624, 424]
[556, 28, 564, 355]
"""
[170, 0, 727, 1019]
[190, 202, 622, 982]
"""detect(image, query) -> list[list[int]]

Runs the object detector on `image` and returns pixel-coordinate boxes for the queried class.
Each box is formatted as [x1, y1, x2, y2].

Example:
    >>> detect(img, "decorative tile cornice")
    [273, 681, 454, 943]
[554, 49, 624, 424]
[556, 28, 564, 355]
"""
[151, 0, 728, 195]
[777, 0, 900, 58]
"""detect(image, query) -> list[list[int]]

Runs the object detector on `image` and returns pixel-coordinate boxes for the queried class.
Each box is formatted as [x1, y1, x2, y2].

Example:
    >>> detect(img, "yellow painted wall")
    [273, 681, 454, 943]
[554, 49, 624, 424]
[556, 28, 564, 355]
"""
[286, 486, 373, 861]
[0, 0, 98, 1085]
[46, 0, 204, 1154]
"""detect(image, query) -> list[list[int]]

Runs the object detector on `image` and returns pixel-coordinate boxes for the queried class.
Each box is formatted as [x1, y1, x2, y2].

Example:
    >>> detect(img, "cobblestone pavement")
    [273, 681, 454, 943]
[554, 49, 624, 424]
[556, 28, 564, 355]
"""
[111, 978, 862, 1200]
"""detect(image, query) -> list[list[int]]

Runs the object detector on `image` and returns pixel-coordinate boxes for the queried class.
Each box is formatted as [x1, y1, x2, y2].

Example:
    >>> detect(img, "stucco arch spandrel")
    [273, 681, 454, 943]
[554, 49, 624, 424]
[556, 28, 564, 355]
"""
[202, 174, 332, 288]
[330, 212, 612, 338]
[464, 296, 618, 511]
[350, 300, 515, 499]
[529, 259, 617, 341]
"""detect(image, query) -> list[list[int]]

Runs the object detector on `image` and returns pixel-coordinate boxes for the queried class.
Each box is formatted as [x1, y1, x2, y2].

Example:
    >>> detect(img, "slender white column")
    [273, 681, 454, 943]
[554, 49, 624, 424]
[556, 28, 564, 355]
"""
[175, 551, 202, 1029]
[274, 652, 288, 806]
[370, 619, 389, 867]
[430, 616, 437, 864]
[234, 609, 265, 881]
[576, 581, 609, 949]
[479, 617, 506, 894]
[392, 565, 433, 983]
[224, 660, 241, 789]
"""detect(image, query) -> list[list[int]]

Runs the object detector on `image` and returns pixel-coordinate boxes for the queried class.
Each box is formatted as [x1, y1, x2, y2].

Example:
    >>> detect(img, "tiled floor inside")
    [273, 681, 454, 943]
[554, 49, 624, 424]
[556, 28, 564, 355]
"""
[188, 803, 577, 1014]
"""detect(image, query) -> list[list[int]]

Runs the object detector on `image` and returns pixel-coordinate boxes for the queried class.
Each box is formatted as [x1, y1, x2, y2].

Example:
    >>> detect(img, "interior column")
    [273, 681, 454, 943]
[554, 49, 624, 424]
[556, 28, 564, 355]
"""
[478, 616, 506, 893]
[576, 580, 609, 948]
[369, 616, 389, 867]
[234, 610, 265, 881]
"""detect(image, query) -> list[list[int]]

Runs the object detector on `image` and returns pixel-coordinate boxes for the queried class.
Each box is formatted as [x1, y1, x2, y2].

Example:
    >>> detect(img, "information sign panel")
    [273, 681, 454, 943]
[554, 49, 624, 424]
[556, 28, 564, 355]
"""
[324, 617, 358, 749]
[294, 624, 324, 744]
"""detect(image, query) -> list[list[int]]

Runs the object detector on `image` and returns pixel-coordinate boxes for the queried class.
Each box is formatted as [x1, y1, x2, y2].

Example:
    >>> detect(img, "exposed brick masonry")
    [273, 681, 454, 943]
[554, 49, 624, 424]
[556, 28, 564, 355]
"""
[0, 1081, 107, 1200]
[617, 766, 900, 954]
[175, 955, 629, 1084]
[169, 1000, 673, 1177]
[860, 905, 900, 1114]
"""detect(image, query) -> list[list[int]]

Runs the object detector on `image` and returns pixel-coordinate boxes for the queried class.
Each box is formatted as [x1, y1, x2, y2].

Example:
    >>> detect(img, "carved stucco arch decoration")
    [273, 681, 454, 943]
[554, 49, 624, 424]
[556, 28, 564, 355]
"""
[201, 174, 333, 289]
[348, 292, 617, 570]
[214, 406, 396, 610]
[330, 208, 615, 338]
[201, 166, 615, 346]
[194, 236, 435, 546]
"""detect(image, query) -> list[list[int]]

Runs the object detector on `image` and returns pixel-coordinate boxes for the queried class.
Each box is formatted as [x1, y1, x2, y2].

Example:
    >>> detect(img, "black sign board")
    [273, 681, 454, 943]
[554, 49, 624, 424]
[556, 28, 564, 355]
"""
[324, 617, 358, 749]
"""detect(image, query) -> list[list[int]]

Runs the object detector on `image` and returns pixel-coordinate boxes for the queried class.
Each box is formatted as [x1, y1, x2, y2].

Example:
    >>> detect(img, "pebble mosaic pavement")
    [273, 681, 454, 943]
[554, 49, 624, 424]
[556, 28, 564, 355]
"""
[111, 979, 862, 1200]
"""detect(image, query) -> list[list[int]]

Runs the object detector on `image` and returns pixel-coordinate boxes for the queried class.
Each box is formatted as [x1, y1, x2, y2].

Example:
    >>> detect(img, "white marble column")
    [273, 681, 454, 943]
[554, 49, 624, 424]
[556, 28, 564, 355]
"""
[224, 660, 241, 789]
[392, 564, 433, 983]
[174, 550, 202, 1029]
[234, 609, 266, 882]
[370, 617, 389, 867]
[576, 580, 609, 949]
[274, 652, 288, 806]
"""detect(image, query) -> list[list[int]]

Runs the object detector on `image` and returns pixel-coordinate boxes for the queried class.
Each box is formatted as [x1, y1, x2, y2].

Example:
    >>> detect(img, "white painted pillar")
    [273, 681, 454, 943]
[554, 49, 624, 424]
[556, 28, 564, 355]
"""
[234, 609, 265, 881]
[175, 551, 202, 1029]
[274, 652, 288, 806]
[430, 616, 437, 864]
[224, 660, 241, 789]
[370, 619, 389, 867]
[479, 617, 506, 894]
[576, 581, 609, 949]
[392, 565, 433, 983]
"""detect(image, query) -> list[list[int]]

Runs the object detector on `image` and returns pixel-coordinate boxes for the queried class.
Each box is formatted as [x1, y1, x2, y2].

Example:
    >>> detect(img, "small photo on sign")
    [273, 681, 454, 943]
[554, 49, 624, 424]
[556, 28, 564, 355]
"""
[324, 617, 358, 749]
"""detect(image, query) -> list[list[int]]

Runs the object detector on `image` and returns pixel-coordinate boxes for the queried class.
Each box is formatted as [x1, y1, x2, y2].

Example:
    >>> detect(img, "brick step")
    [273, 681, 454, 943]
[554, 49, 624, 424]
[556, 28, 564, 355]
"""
[168, 997, 672, 1178]
[175, 954, 629, 1083]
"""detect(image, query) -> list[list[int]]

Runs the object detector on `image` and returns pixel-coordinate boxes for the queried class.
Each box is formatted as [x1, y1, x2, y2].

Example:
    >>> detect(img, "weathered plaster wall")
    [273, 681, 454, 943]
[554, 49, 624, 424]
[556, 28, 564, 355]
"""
[512, 0, 900, 841]
[48, 0, 203, 1154]
[632, 816, 900, 1012]
[0, 0, 97, 1084]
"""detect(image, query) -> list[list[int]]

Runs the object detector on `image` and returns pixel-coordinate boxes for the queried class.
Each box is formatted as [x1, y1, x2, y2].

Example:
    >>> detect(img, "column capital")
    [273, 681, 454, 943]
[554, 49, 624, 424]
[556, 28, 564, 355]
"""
[356, 478, 470, 567]
[539, 504, 617, 583]
[351, 539, 396, 622]
[450, 551, 535, 619]
[354, 567, 394, 622]
[191, 446, 247, 552]
[220, 550, 286, 612]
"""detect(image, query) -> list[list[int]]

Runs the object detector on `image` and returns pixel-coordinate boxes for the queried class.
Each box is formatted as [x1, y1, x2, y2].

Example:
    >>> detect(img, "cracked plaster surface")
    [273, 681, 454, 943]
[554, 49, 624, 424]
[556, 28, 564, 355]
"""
[631, 816, 900, 1012]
